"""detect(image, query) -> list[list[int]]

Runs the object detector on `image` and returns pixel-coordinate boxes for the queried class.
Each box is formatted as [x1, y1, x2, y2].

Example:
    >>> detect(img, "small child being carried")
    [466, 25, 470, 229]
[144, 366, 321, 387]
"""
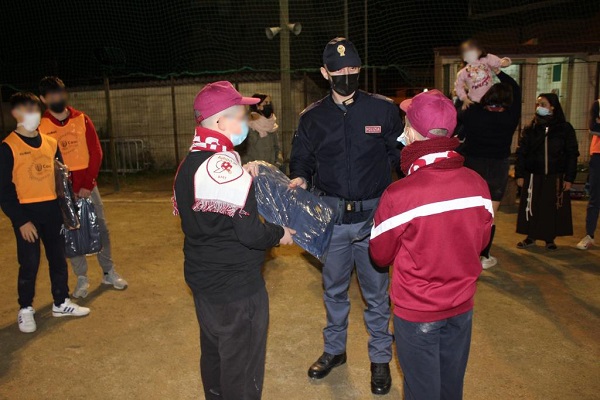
[455, 39, 511, 110]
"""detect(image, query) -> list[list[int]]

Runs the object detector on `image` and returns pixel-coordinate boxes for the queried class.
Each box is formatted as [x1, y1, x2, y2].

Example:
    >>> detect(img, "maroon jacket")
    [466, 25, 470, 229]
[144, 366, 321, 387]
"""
[370, 139, 493, 323]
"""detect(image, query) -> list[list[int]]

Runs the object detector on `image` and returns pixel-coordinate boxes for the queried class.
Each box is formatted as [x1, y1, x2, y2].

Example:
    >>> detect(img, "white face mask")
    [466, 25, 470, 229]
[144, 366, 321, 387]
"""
[463, 50, 479, 64]
[17, 112, 41, 131]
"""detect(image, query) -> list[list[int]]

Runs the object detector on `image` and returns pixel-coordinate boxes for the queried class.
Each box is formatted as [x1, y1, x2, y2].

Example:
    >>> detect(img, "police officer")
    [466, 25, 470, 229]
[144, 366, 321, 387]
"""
[289, 37, 401, 395]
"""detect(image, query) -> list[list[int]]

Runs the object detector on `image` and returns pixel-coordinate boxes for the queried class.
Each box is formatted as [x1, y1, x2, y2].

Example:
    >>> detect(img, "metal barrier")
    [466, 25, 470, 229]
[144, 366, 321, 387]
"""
[99, 139, 149, 173]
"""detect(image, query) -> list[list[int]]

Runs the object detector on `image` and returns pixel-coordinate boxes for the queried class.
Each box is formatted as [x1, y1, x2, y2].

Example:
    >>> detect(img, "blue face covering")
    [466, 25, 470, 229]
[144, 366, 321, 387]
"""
[536, 106, 552, 117]
[231, 121, 249, 146]
[397, 132, 408, 146]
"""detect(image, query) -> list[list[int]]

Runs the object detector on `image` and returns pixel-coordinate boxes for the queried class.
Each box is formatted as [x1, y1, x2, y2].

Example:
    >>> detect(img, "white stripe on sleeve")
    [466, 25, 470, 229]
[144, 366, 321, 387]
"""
[370, 196, 494, 240]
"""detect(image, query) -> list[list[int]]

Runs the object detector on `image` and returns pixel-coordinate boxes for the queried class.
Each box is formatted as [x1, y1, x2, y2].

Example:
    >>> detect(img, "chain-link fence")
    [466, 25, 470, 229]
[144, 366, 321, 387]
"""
[0, 1, 598, 186]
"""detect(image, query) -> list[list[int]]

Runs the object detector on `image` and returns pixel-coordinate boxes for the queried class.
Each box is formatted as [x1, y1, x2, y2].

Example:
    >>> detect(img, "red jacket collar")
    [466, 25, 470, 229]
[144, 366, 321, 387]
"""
[42, 106, 82, 125]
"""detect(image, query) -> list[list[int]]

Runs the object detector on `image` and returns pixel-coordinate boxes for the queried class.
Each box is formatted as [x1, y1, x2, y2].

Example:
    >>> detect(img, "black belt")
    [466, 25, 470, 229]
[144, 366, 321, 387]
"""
[322, 196, 379, 213]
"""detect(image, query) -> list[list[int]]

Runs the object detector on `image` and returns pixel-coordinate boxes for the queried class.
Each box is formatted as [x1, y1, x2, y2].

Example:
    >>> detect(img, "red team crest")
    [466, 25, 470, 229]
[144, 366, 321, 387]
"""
[206, 154, 244, 184]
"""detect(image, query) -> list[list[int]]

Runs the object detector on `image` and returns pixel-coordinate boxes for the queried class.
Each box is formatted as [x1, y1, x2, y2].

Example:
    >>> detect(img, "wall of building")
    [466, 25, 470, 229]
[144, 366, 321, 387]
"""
[434, 53, 599, 163]
[66, 79, 323, 170]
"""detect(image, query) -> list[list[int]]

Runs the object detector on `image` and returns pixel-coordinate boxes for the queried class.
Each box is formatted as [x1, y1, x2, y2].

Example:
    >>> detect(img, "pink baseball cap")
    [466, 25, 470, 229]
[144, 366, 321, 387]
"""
[193, 81, 260, 122]
[400, 89, 457, 138]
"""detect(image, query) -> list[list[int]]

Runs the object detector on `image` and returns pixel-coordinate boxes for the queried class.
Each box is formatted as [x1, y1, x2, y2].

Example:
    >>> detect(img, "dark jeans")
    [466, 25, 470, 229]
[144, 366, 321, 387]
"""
[14, 218, 69, 308]
[394, 310, 473, 400]
[193, 287, 269, 400]
[586, 154, 600, 237]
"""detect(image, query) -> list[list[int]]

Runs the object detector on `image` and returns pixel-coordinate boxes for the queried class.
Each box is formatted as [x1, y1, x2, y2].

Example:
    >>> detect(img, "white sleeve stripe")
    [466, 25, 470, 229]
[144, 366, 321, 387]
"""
[370, 196, 494, 239]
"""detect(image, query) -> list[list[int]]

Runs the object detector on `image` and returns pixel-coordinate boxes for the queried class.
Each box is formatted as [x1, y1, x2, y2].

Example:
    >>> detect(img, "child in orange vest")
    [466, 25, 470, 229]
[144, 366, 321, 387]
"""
[0, 92, 90, 333]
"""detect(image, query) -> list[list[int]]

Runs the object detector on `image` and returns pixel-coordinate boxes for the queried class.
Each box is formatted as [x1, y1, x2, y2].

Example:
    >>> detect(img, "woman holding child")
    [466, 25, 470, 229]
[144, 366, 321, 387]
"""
[458, 49, 521, 269]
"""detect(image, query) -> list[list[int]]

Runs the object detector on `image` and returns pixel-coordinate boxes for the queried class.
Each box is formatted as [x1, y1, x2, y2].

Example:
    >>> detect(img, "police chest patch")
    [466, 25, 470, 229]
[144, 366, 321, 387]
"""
[365, 126, 382, 134]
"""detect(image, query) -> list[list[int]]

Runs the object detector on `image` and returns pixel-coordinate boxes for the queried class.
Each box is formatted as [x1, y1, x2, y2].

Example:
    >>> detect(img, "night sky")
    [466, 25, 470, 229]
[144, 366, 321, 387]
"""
[0, 0, 597, 95]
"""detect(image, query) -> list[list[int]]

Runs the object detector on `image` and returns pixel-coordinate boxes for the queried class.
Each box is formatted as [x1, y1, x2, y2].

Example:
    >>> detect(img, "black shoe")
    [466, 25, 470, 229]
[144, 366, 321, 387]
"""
[307, 352, 347, 379]
[371, 363, 392, 395]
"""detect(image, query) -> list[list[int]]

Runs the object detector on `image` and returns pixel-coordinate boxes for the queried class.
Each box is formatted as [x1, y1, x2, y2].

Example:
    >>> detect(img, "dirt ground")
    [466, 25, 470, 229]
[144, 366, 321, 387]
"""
[0, 179, 598, 400]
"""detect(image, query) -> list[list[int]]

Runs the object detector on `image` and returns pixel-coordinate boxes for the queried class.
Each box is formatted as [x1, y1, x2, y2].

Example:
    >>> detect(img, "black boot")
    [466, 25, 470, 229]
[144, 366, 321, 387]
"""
[307, 352, 347, 379]
[371, 362, 392, 395]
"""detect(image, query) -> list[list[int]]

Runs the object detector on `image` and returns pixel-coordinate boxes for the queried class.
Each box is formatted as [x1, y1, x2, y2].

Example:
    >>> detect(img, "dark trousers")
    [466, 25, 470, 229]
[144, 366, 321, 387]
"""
[193, 287, 269, 400]
[586, 154, 600, 237]
[394, 310, 473, 400]
[14, 218, 69, 308]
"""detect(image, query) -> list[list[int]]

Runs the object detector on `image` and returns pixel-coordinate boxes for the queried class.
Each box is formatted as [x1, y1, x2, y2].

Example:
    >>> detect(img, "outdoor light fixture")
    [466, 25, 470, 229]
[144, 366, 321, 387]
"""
[265, 23, 302, 39]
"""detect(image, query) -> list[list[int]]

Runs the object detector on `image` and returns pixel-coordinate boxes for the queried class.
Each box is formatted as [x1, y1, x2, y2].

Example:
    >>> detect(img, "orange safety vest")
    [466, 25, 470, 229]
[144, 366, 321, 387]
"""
[591, 135, 600, 155]
[39, 113, 90, 171]
[3, 132, 58, 204]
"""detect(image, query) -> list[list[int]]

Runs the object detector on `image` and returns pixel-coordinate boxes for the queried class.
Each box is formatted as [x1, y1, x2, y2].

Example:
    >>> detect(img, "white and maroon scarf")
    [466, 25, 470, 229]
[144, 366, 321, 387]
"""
[248, 113, 278, 138]
[173, 127, 252, 217]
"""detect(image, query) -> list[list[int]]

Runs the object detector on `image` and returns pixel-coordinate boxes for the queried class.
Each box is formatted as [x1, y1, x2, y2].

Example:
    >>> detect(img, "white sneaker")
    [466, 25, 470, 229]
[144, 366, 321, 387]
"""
[576, 235, 595, 250]
[102, 268, 128, 290]
[73, 276, 90, 299]
[481, 255, 498, 270]
[52, 298, 90, 318]
[18, 307, 36, 333]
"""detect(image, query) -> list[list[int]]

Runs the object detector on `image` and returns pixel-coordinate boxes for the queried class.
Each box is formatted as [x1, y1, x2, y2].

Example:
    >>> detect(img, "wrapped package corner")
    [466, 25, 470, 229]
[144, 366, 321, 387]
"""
[63, 198, 102, 258]
[54, 159, 80, 230]
[252, 161, 335, 262]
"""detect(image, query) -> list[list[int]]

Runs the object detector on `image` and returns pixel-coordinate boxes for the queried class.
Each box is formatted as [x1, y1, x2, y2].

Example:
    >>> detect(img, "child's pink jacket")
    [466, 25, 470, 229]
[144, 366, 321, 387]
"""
[455, 54, 505, 103]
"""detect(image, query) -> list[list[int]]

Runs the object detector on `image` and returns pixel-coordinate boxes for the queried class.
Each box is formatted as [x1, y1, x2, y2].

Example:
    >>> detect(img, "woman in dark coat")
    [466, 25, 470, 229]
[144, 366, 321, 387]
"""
[515, 93, 579, 250]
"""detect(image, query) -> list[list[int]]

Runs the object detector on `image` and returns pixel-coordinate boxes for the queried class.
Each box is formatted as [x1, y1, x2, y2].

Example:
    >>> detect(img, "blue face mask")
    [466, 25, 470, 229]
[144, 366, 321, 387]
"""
[231, 121, 249, 146]
[536, 106, 552, 117]
[397, 132, 408, 146]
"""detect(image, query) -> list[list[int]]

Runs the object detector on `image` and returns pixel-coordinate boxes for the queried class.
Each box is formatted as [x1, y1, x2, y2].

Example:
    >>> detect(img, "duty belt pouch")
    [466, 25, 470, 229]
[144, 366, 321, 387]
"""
[313, 191, 345, 225]
[352, 202, 379, 243]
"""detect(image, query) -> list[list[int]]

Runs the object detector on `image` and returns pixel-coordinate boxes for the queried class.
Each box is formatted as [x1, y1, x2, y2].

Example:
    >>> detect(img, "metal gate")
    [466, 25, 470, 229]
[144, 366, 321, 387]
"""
[99, 139, 148, 173]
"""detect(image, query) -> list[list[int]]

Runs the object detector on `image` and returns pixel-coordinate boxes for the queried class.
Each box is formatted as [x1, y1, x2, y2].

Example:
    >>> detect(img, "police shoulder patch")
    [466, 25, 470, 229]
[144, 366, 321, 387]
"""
[300, 98, 325, 116]
[369, 93, 394, 104]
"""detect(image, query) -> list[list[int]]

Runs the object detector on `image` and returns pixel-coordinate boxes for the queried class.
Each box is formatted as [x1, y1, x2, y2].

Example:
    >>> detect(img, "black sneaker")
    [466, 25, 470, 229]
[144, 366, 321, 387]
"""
[307, 352, 347, 379]
[371, 362, 392, 395]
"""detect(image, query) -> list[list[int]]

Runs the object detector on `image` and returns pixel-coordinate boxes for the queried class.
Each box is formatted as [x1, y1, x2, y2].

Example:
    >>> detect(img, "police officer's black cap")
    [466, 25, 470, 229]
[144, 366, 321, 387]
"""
[322, 37, 362, 72]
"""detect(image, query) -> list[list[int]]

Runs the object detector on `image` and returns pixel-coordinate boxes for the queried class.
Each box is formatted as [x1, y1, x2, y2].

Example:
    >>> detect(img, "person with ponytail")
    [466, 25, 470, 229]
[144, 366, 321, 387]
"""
[239, 93, 283, 167]
[515, 93, 579, 250]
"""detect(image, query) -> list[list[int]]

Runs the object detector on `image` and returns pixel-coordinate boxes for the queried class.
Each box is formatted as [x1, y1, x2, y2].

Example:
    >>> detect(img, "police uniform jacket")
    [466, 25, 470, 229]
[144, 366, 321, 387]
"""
[290, 90, 402, 203]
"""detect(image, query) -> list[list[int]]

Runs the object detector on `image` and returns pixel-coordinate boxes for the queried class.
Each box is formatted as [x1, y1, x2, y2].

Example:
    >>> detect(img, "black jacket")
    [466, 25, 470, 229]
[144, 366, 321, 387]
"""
[174, 150, 284, 303]
[290, 90, 402, 201]
[515, 119, 579, 182]
[458, 72, 522, 159]
[590, 99, 600, 133]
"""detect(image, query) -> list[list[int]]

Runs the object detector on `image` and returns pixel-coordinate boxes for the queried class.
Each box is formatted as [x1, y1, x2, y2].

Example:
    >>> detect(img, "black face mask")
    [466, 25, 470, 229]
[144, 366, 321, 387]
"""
[329, 73, 360, 96]
[261, 104, 274, 119]
[49, 99, 67, 113]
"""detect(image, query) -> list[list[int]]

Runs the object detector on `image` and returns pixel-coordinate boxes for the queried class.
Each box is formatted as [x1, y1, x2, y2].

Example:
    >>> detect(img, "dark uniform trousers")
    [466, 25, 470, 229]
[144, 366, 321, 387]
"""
[323, 222, 393, 363]
[193, 286, 269, 400]
[15, 218, 69, 308]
